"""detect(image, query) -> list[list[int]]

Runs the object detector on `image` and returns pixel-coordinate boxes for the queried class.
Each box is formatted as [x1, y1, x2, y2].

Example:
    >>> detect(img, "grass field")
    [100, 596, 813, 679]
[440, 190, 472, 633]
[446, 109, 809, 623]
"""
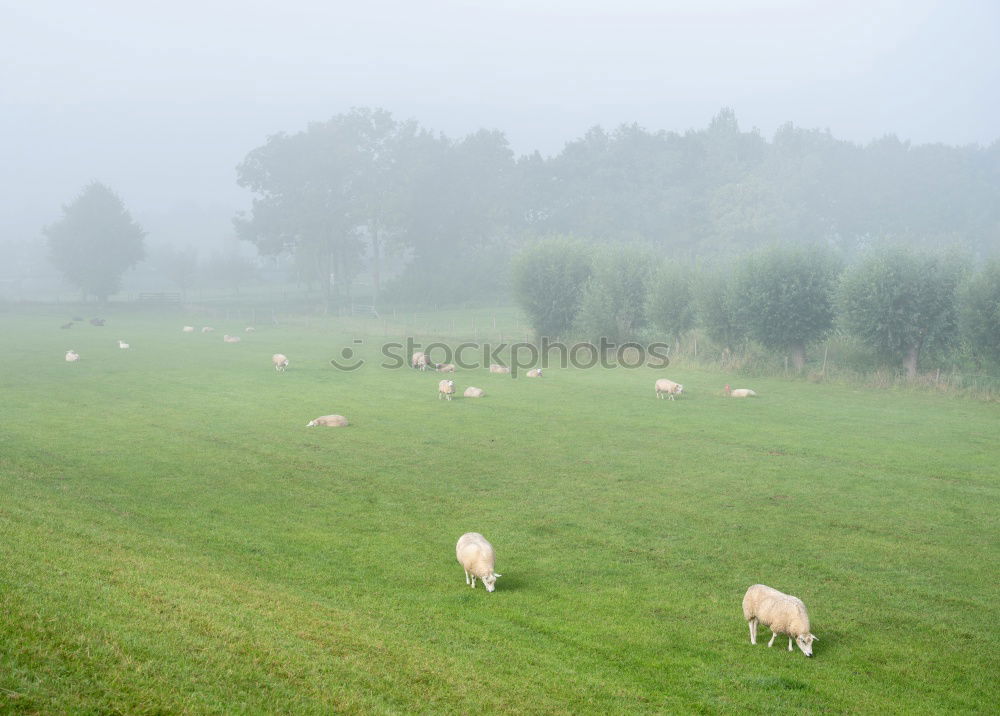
[1, 307, 997, 714]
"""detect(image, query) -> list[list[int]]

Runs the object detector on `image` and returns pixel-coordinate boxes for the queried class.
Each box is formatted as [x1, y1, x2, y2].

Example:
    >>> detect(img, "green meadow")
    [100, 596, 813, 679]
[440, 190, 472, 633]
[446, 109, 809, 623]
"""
[1, 307, 997, 714]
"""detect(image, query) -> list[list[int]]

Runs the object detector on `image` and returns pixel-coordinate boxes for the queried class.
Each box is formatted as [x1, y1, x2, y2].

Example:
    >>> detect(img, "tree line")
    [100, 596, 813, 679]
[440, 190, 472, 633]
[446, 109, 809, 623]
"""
[42, 106, 999, 310]
[511, 239, 1000, 377]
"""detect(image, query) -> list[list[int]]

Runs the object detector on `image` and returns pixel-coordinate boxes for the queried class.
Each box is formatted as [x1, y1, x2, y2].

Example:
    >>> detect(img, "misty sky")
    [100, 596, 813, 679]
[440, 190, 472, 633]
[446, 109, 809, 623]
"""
[3, 0, 999, 243]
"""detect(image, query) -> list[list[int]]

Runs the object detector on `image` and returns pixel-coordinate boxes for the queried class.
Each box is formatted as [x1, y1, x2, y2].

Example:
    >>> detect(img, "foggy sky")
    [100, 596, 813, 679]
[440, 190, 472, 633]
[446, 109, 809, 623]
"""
[3, 0, 999, 243]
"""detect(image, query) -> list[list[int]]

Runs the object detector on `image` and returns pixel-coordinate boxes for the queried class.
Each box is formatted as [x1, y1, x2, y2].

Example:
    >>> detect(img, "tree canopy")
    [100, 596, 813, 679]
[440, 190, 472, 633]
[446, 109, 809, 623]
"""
[45, 181, 146, 301]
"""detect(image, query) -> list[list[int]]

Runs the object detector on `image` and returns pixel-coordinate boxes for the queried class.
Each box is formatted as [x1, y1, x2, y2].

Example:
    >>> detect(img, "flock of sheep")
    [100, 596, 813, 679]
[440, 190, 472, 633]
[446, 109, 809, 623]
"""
[62, 320, 807, 656]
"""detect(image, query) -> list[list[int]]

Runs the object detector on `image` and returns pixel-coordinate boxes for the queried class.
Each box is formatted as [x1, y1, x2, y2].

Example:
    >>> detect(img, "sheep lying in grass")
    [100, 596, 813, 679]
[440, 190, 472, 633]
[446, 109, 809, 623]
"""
[464, 386, 485, 398]
[742, 584, 817, 657]
[306, 415, 349, 427]
[182, 326, 195, 333]
[439, 379, 456, 400]
[412, 352, 430, 370]
[456, 532, 501, 592]
[526, 368, 542, 377]
[245, 326, 256, 332]
[223, 334, 241, 343]
[437, 363, 456, 373]
[202, 326, 214, 333]
[272, 354, 289, 372]
[655, 378, 683, 399]
[118, 340, 130, 350]
[65, 350, 80, 362]
[489, 364, 510, 374]
[725, 385, 757, 398]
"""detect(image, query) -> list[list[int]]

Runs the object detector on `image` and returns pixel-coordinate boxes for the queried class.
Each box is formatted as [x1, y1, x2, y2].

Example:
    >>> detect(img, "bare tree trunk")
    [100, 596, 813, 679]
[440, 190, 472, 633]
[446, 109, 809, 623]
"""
[790, 342, 806, 373]
[903, 343, 920, 378]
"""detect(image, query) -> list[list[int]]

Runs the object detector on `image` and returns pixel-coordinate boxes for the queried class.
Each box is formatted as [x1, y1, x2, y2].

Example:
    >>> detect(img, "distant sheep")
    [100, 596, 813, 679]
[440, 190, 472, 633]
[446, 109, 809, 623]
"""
[182, 326, 195, 333]
[223, 335, 241, 343]
[245, 326, 256, 332]
[412, 351, 430, 370]
[65, 350, 80, 362]
[655, 378, 684, 399]
[439, 379, 456, 400]
[437, 363, 456, 373]
[117, 340, 130, 350]
[464, 386, 485, 398]
[201, 327, 214, 333]
[742, 584, 817, 657]
[306, 415, 349, 427]
[725, 385, 757, 398]
[526, 368, 542, 378]
[489, 364, 510, 374]
[272, 354, 289, 372]
[455, 532, 501, 592]
[60, 322, 73, 329]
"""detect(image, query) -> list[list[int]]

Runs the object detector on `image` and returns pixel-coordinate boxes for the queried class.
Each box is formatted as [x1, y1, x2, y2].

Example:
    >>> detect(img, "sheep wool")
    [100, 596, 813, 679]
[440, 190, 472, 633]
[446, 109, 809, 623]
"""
[306, 415, 349, 427]
[182, 326, 195, 333]
[272, 354, 290, 372]
[725, 385, 757, 398]
[411, 352, 430, 370]
[526, 368, 542, 377]
[655, 378, 683, 399]
[456, 532, 501, 592]
[489, 364, 510, 374]
[439, 379, 456, 400]
[65, 350, 80, 362]
[464, 386, 485, 398]
[742, 584, 817, 657]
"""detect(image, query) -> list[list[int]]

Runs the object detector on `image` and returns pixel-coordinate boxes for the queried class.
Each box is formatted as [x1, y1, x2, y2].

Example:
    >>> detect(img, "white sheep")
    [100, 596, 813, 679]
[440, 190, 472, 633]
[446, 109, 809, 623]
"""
[65, 350, 80, 362]
[201, 326, 214, 333]
[526, 368, 542, 378]
[245, 326, 256, 332]
[117, 340, 130, 350]
[306, 415, 349, 427]
[272, 354, 289, 372]
[223, 334, 241, 343]
[437, 363, 456, 373]
[725, 385, 757, 398]
[742, 584, 817, 657]
[655, 378, 684, 399]
[412, 351, 430, 370]
[439, 379, 456, 400]
[464, 386, 485, 398]
[182, 326, 195, 333]
[489, 363, 510, 374]
[455, 532, 501, 592]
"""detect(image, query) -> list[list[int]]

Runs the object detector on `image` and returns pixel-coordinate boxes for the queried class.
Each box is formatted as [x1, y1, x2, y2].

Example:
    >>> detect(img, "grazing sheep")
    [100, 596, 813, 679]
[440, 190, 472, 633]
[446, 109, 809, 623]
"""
[455, 532, 501, 592]
[223, 334, 241, 343]
[412, 351, 430, 370]
[742, 584, 817, 657]
[182, 326, 195, 333]
[202, 326, 214, 333]
[489, 363, 510, 374]
[245, 326, 256, 332]
[526, 368, 543, 378]
[437, 363, 456, 373]
[439, 379, 456, 400]
[306, 415, 349, 427]
[65, 350, 80, 362]
[725, 385, 757, 398]
[655, 378, 684, 399]
[464, 386, 485, 398]
[272, 354, 289, 372]
[118, 340, 130, 349]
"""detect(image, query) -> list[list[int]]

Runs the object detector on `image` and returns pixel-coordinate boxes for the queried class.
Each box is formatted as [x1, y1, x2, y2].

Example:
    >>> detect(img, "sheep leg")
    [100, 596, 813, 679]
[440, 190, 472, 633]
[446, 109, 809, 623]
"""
[768, 632, 777, 647]
[464, 569, 470, 585]
[748, 618, 757, 645]
[788, 637, 794, 652]
[471, 575, 476, 588]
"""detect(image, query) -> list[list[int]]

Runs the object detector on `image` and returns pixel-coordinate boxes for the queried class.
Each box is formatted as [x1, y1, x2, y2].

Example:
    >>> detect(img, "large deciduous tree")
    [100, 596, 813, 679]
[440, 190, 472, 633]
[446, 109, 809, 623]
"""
[838, 247, 964, 377]
[958, 259, 1000, 367]
[510, 237, 592, 339]
[734, 243, 842, 371]
[44, 181, 146, 301]
[575, 247, 654, 344]
[647, 262, 696, 349]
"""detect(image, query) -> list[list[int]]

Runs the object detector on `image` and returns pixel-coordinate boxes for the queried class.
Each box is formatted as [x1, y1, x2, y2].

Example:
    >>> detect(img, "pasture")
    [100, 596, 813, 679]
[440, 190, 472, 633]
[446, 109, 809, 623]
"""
[1, 307, 997, 713]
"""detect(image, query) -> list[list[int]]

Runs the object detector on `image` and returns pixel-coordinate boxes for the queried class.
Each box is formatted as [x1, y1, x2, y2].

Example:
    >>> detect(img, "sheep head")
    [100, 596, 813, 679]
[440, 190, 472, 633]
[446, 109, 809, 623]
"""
[482, 572, 502, 592]
[795, 633, 817, 657]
